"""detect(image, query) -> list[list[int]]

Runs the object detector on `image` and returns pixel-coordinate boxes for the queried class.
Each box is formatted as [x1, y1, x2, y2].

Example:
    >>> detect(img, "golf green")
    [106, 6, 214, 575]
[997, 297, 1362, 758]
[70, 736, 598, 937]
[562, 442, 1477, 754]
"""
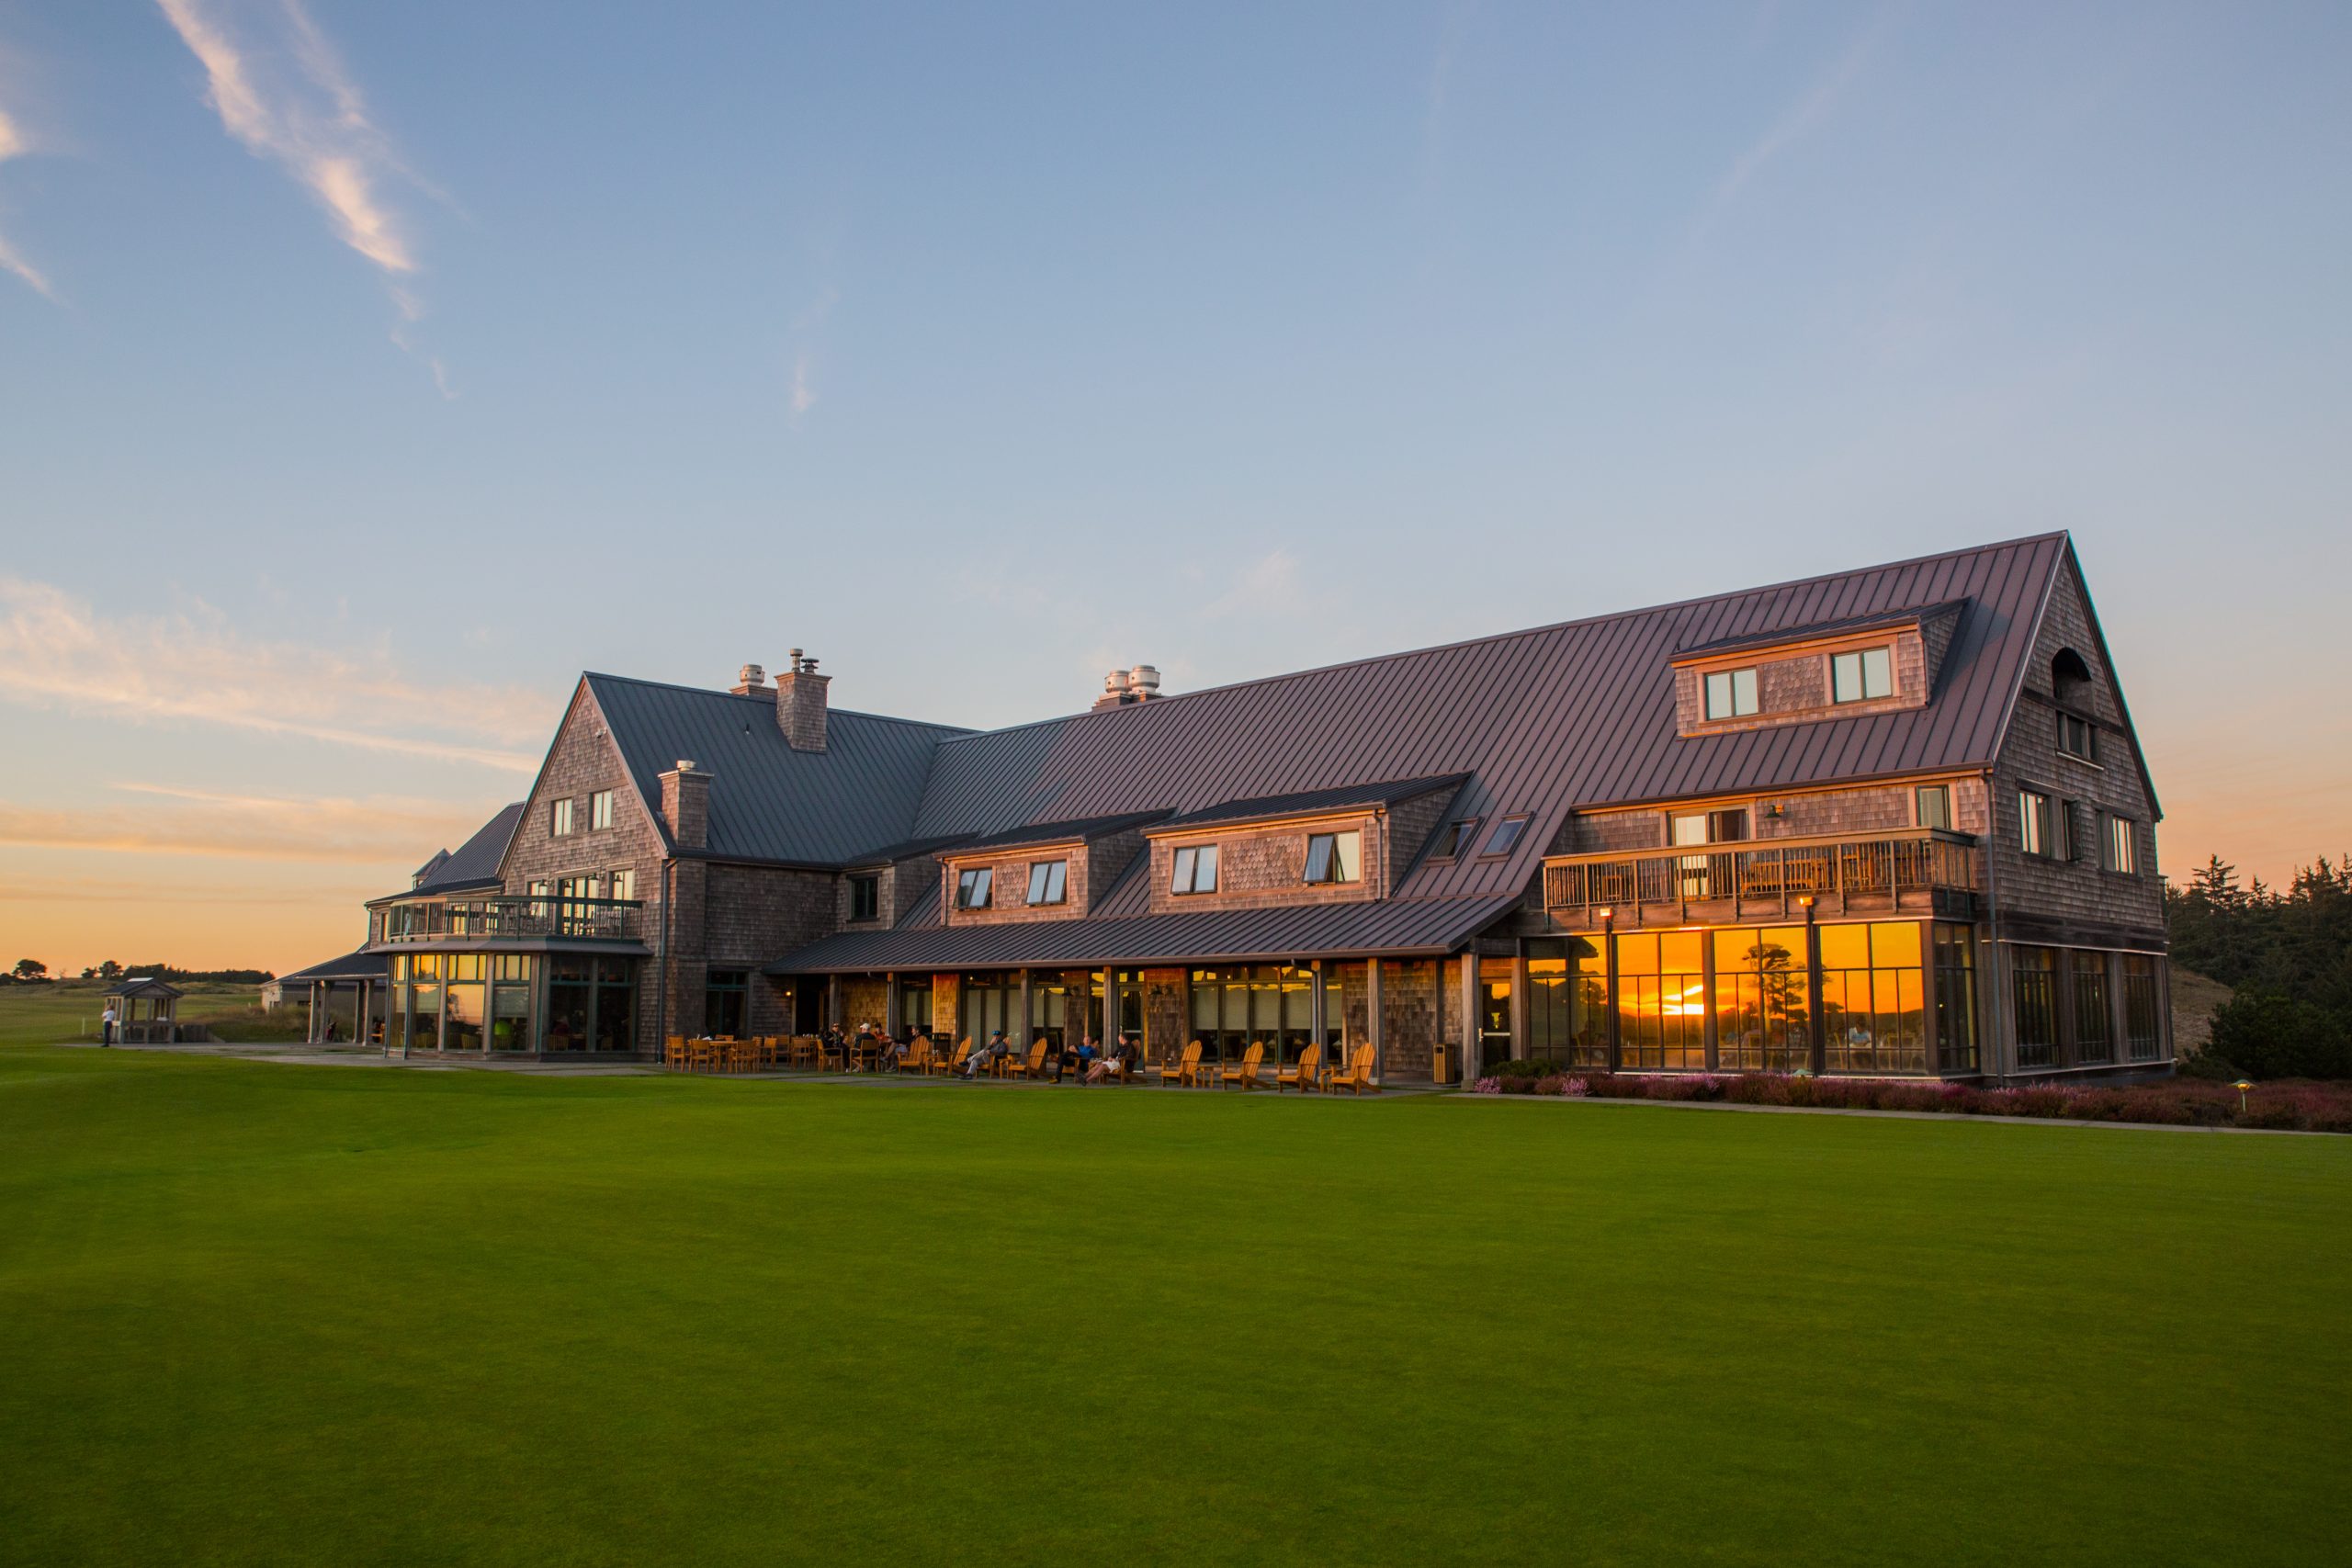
[3, 1045, 2345, 1566]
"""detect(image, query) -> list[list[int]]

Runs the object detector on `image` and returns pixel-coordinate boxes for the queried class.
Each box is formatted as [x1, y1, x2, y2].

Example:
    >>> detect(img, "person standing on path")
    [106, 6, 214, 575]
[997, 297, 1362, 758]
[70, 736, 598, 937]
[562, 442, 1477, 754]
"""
[100, 1002, 118, 1047]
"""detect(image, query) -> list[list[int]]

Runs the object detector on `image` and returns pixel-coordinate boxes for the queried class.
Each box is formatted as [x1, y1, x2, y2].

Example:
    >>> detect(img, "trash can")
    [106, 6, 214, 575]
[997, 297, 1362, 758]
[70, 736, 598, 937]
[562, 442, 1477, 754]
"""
[1434, 1043, 1456, 1085]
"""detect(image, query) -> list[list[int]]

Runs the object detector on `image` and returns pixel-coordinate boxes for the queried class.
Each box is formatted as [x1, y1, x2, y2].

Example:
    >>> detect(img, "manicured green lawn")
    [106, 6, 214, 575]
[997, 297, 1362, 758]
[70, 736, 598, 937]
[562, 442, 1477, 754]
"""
[3, 1046, 2346, 1566]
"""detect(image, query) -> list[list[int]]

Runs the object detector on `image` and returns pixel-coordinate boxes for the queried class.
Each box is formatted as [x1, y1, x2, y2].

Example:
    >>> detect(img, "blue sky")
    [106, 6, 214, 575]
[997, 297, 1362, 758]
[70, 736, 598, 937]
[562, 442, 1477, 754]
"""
[0, 1, 2346, 970]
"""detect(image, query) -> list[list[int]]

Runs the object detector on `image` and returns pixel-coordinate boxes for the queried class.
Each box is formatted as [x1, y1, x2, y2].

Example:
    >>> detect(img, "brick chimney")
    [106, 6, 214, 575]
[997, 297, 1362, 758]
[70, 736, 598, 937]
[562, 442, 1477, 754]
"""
[659, 760, 711, 850]
[730, 663, 776, 702]
[776, 649, 830, 752]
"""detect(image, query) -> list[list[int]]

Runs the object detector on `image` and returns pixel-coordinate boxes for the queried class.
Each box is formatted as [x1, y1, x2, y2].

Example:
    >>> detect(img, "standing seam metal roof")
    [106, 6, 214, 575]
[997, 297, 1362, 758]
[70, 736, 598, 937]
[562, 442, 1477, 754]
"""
[900, 535, 2069, 905]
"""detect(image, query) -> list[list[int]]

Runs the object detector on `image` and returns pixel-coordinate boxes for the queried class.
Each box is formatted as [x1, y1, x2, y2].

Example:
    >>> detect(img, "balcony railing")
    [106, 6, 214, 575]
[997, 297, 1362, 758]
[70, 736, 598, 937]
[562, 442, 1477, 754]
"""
[375, 895, 645, 945]
[1542, 829, 1980, 930]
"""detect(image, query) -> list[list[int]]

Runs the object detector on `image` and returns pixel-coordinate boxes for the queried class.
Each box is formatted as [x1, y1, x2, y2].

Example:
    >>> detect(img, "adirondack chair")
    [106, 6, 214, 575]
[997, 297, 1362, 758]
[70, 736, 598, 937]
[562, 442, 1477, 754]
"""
[1276, 1043, 1325, 1093]
[1162, 1040, 1204, 1088]
[1221, 1041, 1268, 1090]
[899, 1039, 933, 1075]
[934, 1039, 972, 1077]
[1327, 1043, 1380, 1095]
[1000, 1040, 1050, 1080]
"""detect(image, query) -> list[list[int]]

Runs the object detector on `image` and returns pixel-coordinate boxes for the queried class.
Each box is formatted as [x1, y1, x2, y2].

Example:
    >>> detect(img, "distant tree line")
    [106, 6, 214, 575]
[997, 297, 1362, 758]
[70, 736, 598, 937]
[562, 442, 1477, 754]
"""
[2168, 855, 2352, 1079]
[2, 960, 276, 986]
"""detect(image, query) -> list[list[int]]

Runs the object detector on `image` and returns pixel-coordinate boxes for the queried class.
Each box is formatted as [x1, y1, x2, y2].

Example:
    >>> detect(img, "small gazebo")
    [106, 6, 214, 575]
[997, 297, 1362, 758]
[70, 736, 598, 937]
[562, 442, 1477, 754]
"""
[105, 977, 184, 1044]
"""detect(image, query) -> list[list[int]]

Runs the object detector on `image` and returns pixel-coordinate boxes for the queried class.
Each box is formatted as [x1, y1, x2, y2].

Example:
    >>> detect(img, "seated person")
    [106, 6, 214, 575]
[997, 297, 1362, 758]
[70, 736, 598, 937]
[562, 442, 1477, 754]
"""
[1057, 1034, 1100, 1083]
[962, 1029, 1012, 1077]
[1085, 1038, 1138, 1084]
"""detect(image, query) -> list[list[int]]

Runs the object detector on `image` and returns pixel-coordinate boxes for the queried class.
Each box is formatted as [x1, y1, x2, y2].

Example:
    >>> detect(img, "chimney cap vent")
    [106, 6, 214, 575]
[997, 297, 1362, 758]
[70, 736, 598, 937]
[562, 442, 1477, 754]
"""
[737, 662, 766, 687]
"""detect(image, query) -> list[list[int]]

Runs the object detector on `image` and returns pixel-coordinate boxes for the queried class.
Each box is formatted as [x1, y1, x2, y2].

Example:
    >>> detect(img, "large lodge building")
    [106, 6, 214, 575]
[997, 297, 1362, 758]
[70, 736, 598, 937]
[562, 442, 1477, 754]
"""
[285, 534, 2174, 1083]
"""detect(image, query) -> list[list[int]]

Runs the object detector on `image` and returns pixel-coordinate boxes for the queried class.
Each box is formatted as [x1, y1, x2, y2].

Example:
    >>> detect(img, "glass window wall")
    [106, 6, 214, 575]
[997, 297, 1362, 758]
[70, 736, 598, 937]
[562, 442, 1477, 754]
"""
[1187, 965, 1322, 1063]
[1713, 927, 1812, 1073]
[2072, 951, 2114, 1064]
[1818, 923, 1926, 1075]
[2123, 955, 2161, 1061]
[1933, 924, 1978, 1074]
[1616, 931, 1707, 1071]
[1525, 938, 1607, 1068]
[2012, 947, 2058, 1067]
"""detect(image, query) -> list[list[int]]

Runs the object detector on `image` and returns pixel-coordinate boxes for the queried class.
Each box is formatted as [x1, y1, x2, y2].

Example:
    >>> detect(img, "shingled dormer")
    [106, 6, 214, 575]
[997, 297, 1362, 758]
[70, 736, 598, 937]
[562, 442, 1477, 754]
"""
[1669, 600, 1966, 738]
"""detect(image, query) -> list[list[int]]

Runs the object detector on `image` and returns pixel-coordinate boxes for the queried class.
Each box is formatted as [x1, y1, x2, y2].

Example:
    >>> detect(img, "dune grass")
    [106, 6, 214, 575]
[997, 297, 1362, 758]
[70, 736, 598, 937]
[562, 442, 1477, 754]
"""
[2, 1044, 2346, 1566]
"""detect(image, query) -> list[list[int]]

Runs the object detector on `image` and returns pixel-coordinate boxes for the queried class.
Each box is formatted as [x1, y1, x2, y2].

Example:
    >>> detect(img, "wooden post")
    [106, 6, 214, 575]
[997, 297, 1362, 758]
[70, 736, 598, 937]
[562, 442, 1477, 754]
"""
[1456, 952, 1477, 1084]
[1310, 961, 1326, 1060]
[886, 971, 901, 1038]
[1366, 957, 1385, 1080]
[1018, 969, 1034, 1046]
[1510, 947, 1529, 1062]
[826, 975, 840, 1032]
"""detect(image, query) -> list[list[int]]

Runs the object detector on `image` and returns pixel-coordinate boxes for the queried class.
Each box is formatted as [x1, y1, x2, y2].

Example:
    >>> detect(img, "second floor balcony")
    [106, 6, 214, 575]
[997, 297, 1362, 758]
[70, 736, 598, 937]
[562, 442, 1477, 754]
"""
[1542, 828, 1980, 931]
[372, 895, 647, 947]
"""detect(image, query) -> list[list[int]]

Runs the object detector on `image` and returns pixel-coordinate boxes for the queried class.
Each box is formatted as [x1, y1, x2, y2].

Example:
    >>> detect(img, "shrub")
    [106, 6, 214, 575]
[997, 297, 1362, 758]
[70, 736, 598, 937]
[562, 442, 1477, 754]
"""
[1472, 1077, 1501, 1096]
[1488, 1057, 1558, 1079]
[2209, 991, 2352, 1081]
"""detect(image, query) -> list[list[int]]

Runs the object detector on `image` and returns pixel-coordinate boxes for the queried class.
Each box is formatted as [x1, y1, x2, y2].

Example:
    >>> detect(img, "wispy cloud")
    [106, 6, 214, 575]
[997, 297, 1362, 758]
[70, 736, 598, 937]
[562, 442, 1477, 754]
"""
[1715, 8, 1894, 201]
[0, 102, 55, 299]
[0, 783, 499, 864]
[0, 575, 546, 772]
[1204, 548, 1301, 620]
[155, 0, 450, 383]
[789, 352, 818, 419]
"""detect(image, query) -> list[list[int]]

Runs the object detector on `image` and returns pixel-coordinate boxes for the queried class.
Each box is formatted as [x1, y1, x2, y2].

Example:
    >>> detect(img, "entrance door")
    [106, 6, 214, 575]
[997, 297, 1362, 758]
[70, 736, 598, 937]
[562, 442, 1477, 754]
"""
[1476, 969, 1513, 1075]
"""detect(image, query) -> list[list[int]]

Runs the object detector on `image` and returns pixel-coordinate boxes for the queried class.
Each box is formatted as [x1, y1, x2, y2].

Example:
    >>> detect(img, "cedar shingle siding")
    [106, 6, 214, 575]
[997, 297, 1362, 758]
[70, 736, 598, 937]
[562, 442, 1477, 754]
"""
[342, 533, 2169, 1083]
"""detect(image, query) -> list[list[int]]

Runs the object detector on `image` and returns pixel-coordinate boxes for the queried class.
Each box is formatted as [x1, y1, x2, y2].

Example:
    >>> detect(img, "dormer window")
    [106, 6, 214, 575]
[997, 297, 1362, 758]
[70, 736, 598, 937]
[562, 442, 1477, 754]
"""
[956, 867, 993, 909]
[1170, 844, 1219, 895]
[1435, 819, 1480, 858]
[1025, 859, 1068, 906]
[1704, 669, 1759, 720]
[850, 874, 879, 921]
[1481, 817, 1529, 856]
[1830, 648, 1893, 705]
[1303, 831, 1361, 885]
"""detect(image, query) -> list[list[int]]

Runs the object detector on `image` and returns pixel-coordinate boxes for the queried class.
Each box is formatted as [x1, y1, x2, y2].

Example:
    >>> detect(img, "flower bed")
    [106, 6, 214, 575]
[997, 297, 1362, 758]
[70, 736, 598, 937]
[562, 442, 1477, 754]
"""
[1466, 1068, 2352, 1133]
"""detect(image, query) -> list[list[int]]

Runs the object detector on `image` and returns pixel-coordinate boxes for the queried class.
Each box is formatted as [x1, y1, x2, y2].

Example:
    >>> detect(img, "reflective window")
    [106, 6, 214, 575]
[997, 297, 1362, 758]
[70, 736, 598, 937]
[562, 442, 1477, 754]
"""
[1831, 647, 1894, 704]
[2073, 951, 2114, 1064]
[1482, 818, 1528, 856]
[1615, 931, 1706, 1071]
[1435, 819, 1479, 858]
[2105, 816, 2137, 874]
[704, 969, 747, 1039]
[550, 797, 574, 837]
[1188, 964, 1322, 1063]
[1933, 924, 1978, 1073]
[1525, 938, 1608, 1069]
[1304, 831, 1362, 884]
[590, 789, 614, 830]
[1819, 922, 1927, 1075]
[1026, 859, 1068, 906]
[1917, 784, 1952, 831]
[2058, 712, 2097, 761]
[1705, 668, 1759, 719]
[610, 868, 635, 902]
[2123, 955, 2161, 1061]
[2019, 789, 2052, 858]
[956, 867, 993, 909]
[851, 874, 880, 921]
[1713, 927, 1812, 1073]
[1170, 844, 1219, 894]
[2013, 946, 2058, 1067]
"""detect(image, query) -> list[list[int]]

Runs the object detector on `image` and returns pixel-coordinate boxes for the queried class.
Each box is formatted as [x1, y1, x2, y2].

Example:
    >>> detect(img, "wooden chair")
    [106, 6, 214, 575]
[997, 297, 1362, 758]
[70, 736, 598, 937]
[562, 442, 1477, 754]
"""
[1221, 1041, 1269, 1090]
[664, 1034, 688, 1070]
[1000, 1041, 1049, 1080]
[1327, 1043, 1380, 1095]
[689, 1038, 719, 1074]
[935, 1038, 972, 1077]
[1162, 1040, 1204, 1088]
[899, 1039, 933, 1075]
[814, 1036, 846, 1073]
[1276, 1043, 1325, 1093]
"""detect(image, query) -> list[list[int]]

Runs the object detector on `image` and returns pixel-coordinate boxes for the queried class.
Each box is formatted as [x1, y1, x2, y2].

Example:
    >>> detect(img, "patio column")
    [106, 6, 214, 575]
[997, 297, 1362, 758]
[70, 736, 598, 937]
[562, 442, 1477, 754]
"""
[311, 980, 324, 1043]
[1367, 957, 1385, 1078]
[1456, 952, 1477, 1085]
[1018, 969, 1033, 1045]
[1310, 961, 1326, 1053]
[886, 972, 901, 1037]
[826, 975, 841, 1032]
[1510, 947, 1529, 1060]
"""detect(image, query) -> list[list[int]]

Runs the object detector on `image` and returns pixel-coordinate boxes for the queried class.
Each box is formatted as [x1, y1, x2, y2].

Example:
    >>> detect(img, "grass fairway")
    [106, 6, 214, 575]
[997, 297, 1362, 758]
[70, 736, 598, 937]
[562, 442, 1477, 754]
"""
[2, 1048, 2346, 1567]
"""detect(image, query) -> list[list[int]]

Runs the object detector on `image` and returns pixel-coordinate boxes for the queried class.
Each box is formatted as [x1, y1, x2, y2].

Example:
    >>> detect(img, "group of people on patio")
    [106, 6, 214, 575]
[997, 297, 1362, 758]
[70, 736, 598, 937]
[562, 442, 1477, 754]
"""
[948, 1027, 1142, 1083]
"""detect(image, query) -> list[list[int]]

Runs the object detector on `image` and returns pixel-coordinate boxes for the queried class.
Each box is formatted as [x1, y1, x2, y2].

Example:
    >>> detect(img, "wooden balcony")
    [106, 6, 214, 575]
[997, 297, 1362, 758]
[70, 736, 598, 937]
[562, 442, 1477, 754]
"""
[1541, 829, 1980, 931]
[373, 895, 645, 946]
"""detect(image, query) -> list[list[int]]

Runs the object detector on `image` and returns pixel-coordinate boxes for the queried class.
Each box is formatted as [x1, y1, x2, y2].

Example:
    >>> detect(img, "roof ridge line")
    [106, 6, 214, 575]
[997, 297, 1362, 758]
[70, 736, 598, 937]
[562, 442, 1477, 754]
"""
[580, 671, 975, 735]
[928, 533, 2069, 746]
